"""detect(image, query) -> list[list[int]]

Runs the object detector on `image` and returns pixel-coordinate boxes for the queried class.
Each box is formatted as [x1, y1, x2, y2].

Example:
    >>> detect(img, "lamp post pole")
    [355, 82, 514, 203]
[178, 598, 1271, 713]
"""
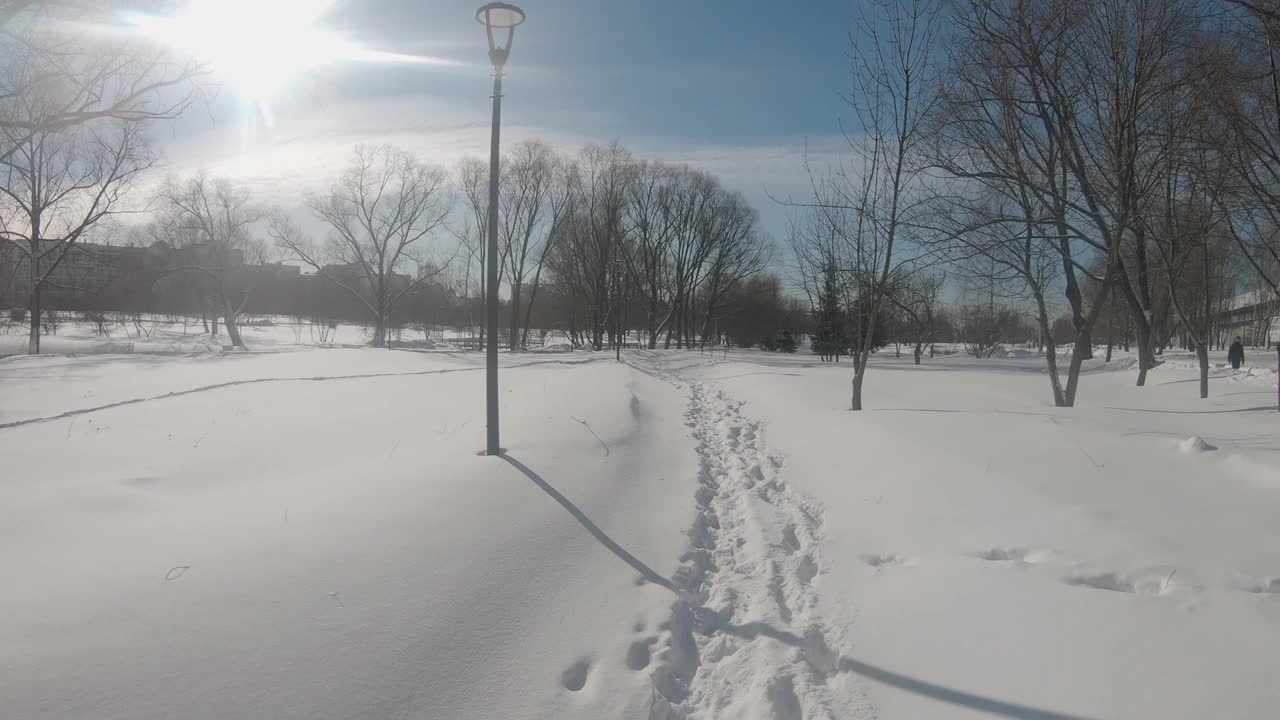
[476, 2, 525, 456]
[484, 65, 502, 455]
[615, 256, 623, 362]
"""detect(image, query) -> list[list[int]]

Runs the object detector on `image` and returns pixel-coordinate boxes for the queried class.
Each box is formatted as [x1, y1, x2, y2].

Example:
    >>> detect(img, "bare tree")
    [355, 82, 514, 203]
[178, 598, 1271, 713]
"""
[931, 3, 1090, 404]
[886, 270, 945, 363]
[0, 113, 153, 353]
[698, 192, 767, 346]
[932, 0, 1196, 400]
[0, 2, 200, 159]
[660, 165, 719, 349]
[547, 143, 630, 350]
[271, 144, 453, 348]
[520, 157, 575, 347]
[0, 1, 199, 354]
[826, 0, 943, 409]
[153, 174, 265, 348]
[454, 156, 491, 343]
[499, 139, 560, 349]
[1198, 2, 1280, 307]
[622, 160, 676, 348]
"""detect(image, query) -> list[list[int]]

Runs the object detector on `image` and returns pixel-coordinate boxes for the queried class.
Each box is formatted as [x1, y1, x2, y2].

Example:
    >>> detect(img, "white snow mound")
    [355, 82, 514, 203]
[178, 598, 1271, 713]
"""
[1178, 436, 1218, 454]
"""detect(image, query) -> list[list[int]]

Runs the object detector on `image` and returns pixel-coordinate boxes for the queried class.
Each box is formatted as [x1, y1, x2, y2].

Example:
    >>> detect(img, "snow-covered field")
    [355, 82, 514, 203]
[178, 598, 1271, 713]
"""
[0, 317, 488, 356]
[2, 342, 1278, 719]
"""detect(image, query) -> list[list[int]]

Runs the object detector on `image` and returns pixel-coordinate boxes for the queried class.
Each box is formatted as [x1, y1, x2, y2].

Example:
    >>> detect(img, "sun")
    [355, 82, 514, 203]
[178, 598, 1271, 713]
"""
[128, 0, 360, 124]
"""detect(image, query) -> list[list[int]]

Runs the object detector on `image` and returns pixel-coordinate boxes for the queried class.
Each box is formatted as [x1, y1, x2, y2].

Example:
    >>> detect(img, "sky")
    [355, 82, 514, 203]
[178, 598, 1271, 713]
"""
[145, 0, 859, 261]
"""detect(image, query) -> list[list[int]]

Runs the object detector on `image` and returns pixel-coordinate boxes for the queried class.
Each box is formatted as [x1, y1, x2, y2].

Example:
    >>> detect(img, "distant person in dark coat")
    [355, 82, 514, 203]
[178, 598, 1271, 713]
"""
[1228, 337, 1245, 370]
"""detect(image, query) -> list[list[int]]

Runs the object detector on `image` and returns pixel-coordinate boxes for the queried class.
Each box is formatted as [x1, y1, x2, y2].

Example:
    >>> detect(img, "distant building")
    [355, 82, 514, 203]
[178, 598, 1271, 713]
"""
[1, 240, 172, 309]
[0, 238, 430, 326]
[1217, 289, 1279, 347]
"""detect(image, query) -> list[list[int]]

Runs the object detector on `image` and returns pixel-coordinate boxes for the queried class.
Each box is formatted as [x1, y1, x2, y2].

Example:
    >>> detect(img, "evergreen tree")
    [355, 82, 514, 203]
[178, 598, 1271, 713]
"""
[811, 257, 848, 361]
[777, 329, 797, 353]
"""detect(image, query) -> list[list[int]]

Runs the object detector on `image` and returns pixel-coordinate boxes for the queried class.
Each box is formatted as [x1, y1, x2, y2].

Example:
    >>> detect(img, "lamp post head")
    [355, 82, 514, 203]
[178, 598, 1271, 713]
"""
[476, 2, 525, 68]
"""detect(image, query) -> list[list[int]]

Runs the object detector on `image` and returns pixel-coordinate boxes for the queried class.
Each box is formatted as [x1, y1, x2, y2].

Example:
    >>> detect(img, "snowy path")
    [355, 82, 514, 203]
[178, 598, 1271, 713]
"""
[647, 380, 866, 720]
[639, 355, 1102, 720]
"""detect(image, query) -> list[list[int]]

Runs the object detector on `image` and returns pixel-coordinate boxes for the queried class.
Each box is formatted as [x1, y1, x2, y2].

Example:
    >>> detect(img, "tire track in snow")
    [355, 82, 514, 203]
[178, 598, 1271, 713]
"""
[647, 381, 873, 720]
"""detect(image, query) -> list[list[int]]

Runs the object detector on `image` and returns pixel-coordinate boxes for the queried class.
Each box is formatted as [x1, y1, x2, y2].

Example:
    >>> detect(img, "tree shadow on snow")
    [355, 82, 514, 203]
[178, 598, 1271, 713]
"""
[500, 451, 1099, 720]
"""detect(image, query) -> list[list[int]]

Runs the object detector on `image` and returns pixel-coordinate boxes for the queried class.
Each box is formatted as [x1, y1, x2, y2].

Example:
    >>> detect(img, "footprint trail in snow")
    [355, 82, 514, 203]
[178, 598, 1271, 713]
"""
[643, 381, 873, 720]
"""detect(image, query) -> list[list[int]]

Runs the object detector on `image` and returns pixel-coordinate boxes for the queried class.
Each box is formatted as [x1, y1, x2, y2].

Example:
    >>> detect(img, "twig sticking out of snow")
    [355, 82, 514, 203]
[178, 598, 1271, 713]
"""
[1078, 447, 1103, 468]
[569, 416, 610, 456]
[164, 565, 191, 581]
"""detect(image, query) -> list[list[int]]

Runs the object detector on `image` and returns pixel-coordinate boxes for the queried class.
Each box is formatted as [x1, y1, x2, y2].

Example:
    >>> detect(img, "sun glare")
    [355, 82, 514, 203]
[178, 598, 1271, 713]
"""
[128, 0, 459, 127]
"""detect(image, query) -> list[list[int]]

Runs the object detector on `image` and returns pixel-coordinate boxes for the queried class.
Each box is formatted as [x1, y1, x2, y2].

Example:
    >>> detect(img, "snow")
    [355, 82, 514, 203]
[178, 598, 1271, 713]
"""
[1178, 435, 1218, 454]
[2, 341, 1279, 719]
[0, 316, 477, 357]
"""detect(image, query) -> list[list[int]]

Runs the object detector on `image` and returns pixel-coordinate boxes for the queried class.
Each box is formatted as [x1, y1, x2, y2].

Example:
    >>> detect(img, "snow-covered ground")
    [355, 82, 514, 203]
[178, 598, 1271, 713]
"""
[2, 343, 1278, 719]
[0, 316, 522, 356]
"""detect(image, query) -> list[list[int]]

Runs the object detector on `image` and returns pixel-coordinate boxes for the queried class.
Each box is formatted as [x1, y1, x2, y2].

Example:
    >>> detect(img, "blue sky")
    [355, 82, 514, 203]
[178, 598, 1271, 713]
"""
[155, 0, 859, 253]
[329, 0, 854, 142]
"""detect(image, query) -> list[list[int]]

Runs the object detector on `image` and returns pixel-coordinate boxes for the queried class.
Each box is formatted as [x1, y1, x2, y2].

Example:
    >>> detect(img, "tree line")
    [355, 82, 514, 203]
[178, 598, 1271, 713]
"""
[451, 141, 771, 351]
[787, 0, 1280, 408]
[0, 3, 787, 355]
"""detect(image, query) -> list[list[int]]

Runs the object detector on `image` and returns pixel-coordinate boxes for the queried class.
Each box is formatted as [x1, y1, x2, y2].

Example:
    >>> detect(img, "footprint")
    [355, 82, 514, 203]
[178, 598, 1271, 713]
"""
[802, 625, 838, 674]
[766, 675, 803, 720]
[768, 570, 793, 623]
[1064, 569, 1179, 597]
[796, 554, 819, 585]
[780, 524, 801, 555]
[626, 638, 654, 670]
[975, 547, 1055, 565]
[1064, 572, 1136, 594]
[561, 657, 591, 691]
[861, 553, 915, 569]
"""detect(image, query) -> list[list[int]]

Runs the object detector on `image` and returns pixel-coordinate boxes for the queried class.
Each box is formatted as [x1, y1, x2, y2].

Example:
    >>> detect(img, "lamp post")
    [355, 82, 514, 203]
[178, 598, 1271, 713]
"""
[614, 256, 623, 362]
[477, 2, 524, 456]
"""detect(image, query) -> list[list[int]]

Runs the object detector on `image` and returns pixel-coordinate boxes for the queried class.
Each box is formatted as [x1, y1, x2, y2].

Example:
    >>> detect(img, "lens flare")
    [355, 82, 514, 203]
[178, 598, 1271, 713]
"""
[128, 0, 460, 127]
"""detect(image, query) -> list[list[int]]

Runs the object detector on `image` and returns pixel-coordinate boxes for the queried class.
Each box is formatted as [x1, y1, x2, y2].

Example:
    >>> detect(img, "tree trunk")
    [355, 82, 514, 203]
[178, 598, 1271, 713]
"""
[223, 295, 245, 348]
[1105, 292, 1114, 363]
[913, 339, 922, 365]
[27, 286, 40, 355]
[509, 279, 522, 351]
[1197, 341, 1209, 400]
[1033, 289, 1067, 407]
[1134, 315, 1154, 387]
[851, 301, 883, 411]
[851, 358, 867, 410]
[1062, 327, 1093, 407]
